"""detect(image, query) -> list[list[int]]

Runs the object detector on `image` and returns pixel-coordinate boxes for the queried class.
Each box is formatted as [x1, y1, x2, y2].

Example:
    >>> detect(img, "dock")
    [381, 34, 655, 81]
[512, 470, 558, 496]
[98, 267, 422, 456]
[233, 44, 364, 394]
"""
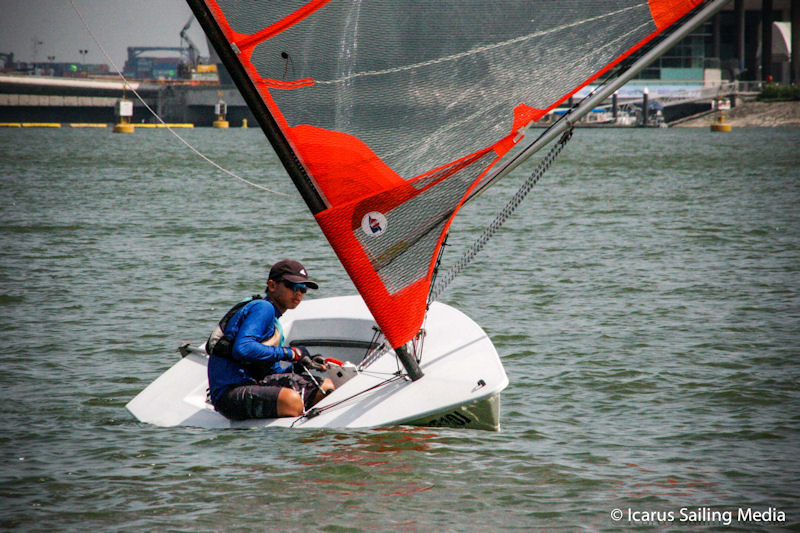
[0, 74, 253, 126]
[0, 74, 761, 129]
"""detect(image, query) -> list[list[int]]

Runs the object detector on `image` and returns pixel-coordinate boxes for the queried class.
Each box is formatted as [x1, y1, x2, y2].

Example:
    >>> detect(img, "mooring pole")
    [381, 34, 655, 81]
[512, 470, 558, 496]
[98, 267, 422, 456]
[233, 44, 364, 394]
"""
[642, 88, 649, 127]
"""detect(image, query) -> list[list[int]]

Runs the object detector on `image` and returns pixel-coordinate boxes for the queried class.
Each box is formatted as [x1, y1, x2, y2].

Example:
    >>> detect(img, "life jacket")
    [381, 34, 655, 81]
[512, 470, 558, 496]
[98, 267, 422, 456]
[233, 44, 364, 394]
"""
[205, 294, 283, 359]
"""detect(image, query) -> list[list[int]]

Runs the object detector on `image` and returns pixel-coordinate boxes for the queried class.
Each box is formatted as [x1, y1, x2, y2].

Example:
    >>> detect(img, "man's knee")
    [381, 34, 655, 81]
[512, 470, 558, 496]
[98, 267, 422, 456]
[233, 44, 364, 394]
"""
[310, 378, 335, 405]
[276, 387, 304, 417]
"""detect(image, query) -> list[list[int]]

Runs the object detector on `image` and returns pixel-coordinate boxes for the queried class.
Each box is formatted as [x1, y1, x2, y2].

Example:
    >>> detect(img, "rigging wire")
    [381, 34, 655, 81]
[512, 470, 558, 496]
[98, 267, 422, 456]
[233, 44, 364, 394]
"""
[429, 126, 573, 303]
[68, 0, 289, 197]
[294, 374, 406, 424]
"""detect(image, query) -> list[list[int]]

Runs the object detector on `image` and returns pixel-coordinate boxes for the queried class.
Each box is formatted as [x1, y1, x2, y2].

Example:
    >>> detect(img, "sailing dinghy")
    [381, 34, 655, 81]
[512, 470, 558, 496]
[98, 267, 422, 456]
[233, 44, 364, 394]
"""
[127, 295, 506, 429]
[127, 0, 730, 430]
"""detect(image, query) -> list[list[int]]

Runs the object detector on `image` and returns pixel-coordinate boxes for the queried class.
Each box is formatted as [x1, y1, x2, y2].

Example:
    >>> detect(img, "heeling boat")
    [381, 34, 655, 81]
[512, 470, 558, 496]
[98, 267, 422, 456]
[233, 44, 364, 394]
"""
[127, 0, 730, 430]
[127, 295, 506, 429]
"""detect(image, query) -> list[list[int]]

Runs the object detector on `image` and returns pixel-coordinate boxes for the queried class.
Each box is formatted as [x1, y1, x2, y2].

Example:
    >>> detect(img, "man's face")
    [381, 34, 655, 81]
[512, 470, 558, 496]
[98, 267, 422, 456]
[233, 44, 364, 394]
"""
[268, 279, 306, 313]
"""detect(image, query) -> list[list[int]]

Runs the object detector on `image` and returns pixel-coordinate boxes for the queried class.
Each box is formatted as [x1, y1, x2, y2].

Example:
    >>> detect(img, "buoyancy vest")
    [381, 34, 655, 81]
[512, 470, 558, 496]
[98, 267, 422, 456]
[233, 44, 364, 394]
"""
[205, 295, 283, 359]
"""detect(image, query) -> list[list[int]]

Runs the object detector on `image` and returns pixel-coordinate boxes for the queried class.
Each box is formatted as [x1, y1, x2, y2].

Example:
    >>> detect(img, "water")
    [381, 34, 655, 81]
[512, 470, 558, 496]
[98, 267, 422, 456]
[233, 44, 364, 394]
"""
[1, 126, 798, 531]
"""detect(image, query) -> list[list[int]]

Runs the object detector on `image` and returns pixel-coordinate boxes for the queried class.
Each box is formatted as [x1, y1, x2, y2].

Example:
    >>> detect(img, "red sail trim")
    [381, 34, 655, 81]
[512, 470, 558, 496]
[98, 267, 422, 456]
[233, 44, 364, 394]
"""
[201, 0, 705, 348]
[529, 4, 702, 125]
[649, 0, 703, 30]
[202, 0, 322, 199]
[346, 148, 497, 224]
[290, 125, 406, 207]
[259, 78, 315, 90]
[315, 208, 428, 349]
[233, 0, 333, 56]
[512, 103, 548, 131]
[314, 145, 505, 348]
[203, 1, 320, 129]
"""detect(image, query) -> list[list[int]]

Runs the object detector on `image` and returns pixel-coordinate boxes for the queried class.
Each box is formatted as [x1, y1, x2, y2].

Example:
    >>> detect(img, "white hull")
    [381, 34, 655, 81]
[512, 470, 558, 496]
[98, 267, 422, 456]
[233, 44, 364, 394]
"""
[126, 295, 507, 430]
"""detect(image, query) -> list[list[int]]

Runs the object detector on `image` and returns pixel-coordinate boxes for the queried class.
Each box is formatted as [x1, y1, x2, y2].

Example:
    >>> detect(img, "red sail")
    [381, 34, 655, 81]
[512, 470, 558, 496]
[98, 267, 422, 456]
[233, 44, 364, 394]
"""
[189, 0, 704, 348]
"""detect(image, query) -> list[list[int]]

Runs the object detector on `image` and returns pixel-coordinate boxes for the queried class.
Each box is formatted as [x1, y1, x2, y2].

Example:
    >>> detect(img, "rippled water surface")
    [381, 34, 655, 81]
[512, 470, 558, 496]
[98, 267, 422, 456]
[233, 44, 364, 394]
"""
[1, 126, 798, 531]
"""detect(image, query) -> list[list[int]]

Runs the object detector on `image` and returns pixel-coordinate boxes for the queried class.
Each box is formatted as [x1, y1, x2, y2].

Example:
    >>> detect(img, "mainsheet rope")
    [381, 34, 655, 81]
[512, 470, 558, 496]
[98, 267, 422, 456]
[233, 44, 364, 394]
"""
[291, 374, 406, 426]
[429, 127, 574, 303]
[68, 0, 288, 197]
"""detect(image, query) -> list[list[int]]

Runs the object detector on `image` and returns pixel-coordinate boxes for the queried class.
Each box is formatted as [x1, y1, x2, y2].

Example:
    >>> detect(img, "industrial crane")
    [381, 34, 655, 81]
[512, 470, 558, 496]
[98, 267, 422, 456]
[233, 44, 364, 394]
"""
[180, 15, 200, 69]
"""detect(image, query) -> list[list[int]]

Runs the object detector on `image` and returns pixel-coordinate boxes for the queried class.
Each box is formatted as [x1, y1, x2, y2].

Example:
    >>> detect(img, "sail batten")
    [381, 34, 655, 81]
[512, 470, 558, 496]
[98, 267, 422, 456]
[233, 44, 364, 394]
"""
[233, 0, 332, 52]
[188, 0, 718, 349]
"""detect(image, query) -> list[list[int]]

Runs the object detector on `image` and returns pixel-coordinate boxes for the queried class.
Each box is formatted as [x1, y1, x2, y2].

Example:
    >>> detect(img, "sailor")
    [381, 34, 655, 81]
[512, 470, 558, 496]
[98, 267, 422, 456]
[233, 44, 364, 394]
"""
[208, 259, 334, 419]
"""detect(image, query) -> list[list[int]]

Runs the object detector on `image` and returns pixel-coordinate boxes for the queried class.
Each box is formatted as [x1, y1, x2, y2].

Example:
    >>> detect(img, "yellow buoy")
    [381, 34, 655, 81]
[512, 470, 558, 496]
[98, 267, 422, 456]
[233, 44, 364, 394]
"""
[213, 91, 228, 128]
[710, 114, 731, 132]
[710, 100, 732, 132]
[113, 120, 135, 134]
[113, 96, 135, 133]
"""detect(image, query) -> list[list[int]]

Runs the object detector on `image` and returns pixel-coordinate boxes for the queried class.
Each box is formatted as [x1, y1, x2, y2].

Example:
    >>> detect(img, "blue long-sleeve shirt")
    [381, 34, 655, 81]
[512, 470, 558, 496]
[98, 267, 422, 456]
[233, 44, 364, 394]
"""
[207, 297, 293, 404]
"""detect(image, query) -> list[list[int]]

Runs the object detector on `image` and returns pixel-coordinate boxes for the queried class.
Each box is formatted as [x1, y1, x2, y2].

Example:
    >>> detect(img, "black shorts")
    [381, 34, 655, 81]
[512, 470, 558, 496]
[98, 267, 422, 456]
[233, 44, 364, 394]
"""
[214, 373, 320, 420]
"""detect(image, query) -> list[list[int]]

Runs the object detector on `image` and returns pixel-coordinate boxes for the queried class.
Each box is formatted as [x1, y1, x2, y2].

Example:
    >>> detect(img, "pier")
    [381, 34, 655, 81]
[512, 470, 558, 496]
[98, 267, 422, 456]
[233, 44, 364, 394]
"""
[0, 74, 254, 126]
[1, 0, 796, 129]
[1, 72, 762, 129]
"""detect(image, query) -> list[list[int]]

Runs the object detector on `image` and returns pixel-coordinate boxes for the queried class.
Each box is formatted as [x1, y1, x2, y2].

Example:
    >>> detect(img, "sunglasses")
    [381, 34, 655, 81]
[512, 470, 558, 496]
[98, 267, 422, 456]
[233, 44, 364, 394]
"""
[282, 280, 308, 293]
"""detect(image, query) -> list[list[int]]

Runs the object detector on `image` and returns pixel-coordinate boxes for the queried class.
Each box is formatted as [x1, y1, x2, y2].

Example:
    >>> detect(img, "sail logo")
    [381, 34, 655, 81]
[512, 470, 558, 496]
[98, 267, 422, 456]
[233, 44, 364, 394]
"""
[361, 211, 387, 237]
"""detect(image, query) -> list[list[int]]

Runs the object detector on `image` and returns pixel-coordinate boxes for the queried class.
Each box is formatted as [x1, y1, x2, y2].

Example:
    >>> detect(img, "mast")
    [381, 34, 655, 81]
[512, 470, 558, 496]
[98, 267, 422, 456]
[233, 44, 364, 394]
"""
[478, 0, 732, 194]
[186, 0, 424, 381]
[396, 345, 423, 381]
[185, 0, 327, 214]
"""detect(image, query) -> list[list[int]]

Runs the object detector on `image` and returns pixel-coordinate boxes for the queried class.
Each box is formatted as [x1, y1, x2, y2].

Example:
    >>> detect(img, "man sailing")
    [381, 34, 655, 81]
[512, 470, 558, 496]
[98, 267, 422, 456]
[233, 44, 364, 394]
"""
[208, 260, 334, 420]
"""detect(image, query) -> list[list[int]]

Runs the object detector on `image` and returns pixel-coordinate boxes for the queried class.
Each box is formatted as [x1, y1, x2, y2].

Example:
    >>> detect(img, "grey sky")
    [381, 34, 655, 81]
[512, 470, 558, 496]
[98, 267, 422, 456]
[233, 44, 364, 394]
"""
[0, 0, 209, 68]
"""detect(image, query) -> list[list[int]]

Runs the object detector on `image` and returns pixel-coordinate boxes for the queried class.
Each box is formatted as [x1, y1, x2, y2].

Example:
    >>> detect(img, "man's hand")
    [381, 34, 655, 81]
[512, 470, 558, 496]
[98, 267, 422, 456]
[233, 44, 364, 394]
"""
[288, 347, 327, 371]
[299, 354, 327, 372]
[287, 346, 310, 361]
